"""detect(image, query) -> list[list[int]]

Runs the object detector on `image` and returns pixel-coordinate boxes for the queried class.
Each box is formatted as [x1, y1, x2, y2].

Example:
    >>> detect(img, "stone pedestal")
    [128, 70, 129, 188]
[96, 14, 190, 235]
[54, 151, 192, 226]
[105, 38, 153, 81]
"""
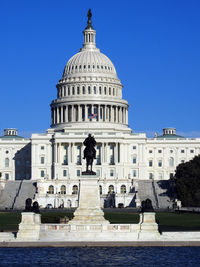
[69, 175, 109, 225]
[17, 212, 41, 241]
[138, 212, 160, 240]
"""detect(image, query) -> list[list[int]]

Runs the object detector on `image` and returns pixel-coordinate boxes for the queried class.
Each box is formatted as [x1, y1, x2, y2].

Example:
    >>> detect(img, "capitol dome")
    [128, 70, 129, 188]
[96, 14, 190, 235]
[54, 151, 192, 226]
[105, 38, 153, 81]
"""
[50, 9, 130, 133]
[62, 50, 117, 79]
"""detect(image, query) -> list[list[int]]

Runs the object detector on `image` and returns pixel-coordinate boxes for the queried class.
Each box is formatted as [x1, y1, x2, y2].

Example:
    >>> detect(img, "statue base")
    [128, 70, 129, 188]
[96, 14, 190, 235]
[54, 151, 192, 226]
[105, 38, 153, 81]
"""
[69, 175, 109, 225]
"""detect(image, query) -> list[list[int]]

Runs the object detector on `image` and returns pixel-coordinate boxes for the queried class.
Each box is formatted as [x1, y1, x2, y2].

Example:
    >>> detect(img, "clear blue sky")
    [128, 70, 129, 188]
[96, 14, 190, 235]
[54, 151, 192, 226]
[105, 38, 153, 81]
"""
[0, 0, 200, 137]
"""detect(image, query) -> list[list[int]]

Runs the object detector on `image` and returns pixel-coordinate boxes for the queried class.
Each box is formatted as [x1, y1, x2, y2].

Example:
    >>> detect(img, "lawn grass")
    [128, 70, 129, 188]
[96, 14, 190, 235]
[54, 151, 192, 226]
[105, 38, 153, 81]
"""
[0, 210, 200, 232]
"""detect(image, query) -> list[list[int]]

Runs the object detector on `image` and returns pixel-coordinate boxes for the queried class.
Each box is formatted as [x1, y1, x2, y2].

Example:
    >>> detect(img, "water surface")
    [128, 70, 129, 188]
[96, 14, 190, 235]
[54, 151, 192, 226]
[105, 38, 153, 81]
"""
[0, 247, 200, 266]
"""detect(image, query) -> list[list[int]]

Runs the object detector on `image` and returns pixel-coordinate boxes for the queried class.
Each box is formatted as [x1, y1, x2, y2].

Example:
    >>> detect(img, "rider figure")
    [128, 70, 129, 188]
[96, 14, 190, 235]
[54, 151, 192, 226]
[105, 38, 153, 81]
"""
[83, 133, 96, 159]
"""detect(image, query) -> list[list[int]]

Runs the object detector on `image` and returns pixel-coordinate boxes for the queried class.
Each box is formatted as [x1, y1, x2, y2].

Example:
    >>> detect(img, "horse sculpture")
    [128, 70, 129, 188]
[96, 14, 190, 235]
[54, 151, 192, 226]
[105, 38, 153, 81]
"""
[82, 134, 96, 175]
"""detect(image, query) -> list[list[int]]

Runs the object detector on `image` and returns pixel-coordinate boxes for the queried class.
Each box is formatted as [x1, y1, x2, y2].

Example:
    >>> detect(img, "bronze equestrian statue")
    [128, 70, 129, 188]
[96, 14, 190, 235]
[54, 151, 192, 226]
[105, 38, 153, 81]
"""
[82, 133, 96, 175]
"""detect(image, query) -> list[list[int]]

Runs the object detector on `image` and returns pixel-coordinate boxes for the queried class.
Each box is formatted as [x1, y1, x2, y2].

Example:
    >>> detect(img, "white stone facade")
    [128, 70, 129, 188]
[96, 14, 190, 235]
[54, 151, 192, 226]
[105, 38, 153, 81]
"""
[0, 14, 200, 209]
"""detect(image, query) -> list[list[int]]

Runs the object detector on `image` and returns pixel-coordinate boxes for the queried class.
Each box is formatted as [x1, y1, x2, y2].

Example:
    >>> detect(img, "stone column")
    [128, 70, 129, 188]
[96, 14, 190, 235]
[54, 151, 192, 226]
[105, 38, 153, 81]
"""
[53, 108, 55, 124]
[111, 106, 114, 122]
[102, 143, 104, 163]
[78, 105, 81, 122]
[68, 143, 72, 163]
[60, 106, 63, 123]
[97, 104, 100, 121]
[65, 105, 68, 123]
[114, 143, 117, 164]
[57, 143, 60, 163]
[104, 143, 108, 163]
[118, 107, 121, 123]
[71, 105, 74, 122]
[56, 107, 59, 124]
[85, 105, 88, 122]
[71, 143, 74, 163]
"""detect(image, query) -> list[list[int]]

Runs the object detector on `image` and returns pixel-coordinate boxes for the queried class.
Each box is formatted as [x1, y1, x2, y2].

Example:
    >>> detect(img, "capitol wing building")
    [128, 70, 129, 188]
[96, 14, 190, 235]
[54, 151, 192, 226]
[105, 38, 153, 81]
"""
[0, 12, 200, 210]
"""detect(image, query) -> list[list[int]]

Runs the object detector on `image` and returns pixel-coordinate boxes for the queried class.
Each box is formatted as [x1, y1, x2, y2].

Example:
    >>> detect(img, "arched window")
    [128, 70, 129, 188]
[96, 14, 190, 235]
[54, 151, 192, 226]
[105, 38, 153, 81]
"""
[82, 86, 85, 94]
[169, 157, 174, 167]
[94, 86, 96, 94]
[48, 185, 54, 194]
[99, 185, 102, 195]
[121, 185, 126, 194]
[5, 158, 9, 167]
[72, 185, 78, 194]
[61, 185, 66, 194]
[108, 185, 114, 193]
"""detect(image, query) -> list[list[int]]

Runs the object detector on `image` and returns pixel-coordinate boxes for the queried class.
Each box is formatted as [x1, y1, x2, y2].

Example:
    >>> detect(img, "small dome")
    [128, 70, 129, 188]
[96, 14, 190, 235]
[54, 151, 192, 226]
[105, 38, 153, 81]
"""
[62, 50, 117, 79]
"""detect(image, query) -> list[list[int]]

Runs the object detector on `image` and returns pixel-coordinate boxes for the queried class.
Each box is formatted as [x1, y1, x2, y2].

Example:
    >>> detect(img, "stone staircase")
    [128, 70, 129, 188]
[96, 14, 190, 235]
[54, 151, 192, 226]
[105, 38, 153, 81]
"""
[13, 181, 37, 210]
[137, 180, 174, 209]
[0, 181, 21, 209]
[0, 180, 36, 210]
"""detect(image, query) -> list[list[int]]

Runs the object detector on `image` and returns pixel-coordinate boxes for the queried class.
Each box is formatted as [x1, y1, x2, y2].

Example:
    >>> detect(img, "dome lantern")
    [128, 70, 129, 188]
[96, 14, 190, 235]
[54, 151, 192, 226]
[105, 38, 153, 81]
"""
[81, 9, 97, 51]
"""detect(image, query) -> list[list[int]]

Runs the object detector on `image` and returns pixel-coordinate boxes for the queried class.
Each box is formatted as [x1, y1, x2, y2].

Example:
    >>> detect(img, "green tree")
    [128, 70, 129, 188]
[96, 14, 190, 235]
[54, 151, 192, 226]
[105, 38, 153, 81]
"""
[175, 155, 200, 207]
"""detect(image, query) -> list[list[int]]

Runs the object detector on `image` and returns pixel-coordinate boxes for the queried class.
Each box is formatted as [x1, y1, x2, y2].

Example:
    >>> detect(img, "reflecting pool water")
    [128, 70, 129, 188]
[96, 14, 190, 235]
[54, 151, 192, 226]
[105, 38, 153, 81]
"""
[0, 247, 200, 266]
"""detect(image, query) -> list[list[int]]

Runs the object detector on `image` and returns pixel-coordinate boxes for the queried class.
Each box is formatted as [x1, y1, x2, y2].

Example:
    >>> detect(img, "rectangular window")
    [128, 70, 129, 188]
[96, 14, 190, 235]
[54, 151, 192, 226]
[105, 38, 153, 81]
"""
[133, 170, 137, 177]
[110, 169, 114, 177]
[63, 170, 67, 177]
[158, 173, 163, 179]
[133, 146, 136, 150]
[181, 150, 185, 153]
[158, 160, 162, 167]
[5, 173, 9, 180]
[149, 160, 153, 167]
[96, 155, 101, 165]
[77, 170, 80, 177]
[41, 157, 45, 164]
[41, 146, 44, 150]
[149, 173, 153, 179]
[77, 155, 81, 165]
[158, 150, 162, 153]
[110, 155, 114, 165]
[149, 150, 153, 153]
[41, 170, 45, 177]
[181, 160, 185, 163]
[133, 157, 136, 164]
[190, 150, 194, 153]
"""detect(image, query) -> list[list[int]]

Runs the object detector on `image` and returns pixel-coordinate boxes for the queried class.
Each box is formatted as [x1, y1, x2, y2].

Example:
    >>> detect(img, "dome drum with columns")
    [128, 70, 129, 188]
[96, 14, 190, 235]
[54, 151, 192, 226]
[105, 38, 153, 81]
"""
[50, 11, 129, 132]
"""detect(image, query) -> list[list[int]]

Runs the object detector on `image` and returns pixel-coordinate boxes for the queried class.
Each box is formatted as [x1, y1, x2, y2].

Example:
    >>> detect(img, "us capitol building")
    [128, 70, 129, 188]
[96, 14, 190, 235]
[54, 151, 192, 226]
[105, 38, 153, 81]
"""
[0, 11, 200, 209]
